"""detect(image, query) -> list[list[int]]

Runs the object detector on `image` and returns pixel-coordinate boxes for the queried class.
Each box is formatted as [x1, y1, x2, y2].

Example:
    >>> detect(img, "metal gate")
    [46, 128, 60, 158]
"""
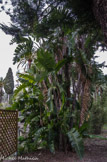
[0, 109, 18, 160]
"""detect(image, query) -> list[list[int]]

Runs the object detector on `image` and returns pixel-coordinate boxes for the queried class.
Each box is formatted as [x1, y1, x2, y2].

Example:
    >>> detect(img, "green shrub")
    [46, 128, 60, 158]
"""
[88, 97, 105, 134]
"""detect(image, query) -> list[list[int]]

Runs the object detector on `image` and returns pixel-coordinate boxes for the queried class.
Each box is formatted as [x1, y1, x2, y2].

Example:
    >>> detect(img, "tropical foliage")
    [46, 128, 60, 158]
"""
[0, 0, 107, 159]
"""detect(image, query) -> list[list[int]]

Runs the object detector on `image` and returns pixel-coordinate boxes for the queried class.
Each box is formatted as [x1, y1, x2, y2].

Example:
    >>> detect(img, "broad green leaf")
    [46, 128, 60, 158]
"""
[34, 127, 46, 144]
[55, 59, 67, 72]
[49, 141, 55, 154]
[37, 49, 56, 72]
[67, 128, 84, 159]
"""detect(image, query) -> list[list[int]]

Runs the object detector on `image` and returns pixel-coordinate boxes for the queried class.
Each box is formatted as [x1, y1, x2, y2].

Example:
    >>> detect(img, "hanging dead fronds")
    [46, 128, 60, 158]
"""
[80, 79, 91, 126]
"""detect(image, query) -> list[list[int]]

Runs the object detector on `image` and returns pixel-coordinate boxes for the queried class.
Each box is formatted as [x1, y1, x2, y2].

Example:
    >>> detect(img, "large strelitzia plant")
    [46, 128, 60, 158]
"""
[11, 25, 107, 158]
[12, 42, 86, 158]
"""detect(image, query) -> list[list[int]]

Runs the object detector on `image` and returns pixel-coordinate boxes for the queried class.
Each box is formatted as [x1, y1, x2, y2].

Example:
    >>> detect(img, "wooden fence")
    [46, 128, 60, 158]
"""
[0, 109, 18, 160]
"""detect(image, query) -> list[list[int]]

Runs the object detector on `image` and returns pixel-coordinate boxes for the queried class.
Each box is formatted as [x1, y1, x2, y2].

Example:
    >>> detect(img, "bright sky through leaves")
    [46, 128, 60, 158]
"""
[0, 11, 17, 83]
[95, 50, 107, 74]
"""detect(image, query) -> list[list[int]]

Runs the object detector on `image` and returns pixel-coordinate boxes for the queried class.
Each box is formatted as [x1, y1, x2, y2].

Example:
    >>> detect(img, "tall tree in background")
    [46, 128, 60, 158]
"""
[4, 68, 14, 103]
[0, 0, 106, 43]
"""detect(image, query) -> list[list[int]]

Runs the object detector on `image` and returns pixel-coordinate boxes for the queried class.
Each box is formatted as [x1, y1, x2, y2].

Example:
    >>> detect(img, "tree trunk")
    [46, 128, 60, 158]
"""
[62, 35, 71, 107]
[0, 88, 2, 103]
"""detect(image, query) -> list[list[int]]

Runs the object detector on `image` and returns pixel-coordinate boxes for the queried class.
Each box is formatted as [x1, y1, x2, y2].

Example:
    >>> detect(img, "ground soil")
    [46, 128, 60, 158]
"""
[3, 130, 107, 162]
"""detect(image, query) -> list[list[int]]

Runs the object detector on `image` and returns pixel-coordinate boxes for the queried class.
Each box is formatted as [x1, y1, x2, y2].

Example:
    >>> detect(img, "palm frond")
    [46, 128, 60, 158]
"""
[19, 73, 36, 83]
[14, 83, 29, 97]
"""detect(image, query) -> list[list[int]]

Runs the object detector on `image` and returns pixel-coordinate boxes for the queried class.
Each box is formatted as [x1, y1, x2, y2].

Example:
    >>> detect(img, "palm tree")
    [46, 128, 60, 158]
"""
[13, 37, 35, 70]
